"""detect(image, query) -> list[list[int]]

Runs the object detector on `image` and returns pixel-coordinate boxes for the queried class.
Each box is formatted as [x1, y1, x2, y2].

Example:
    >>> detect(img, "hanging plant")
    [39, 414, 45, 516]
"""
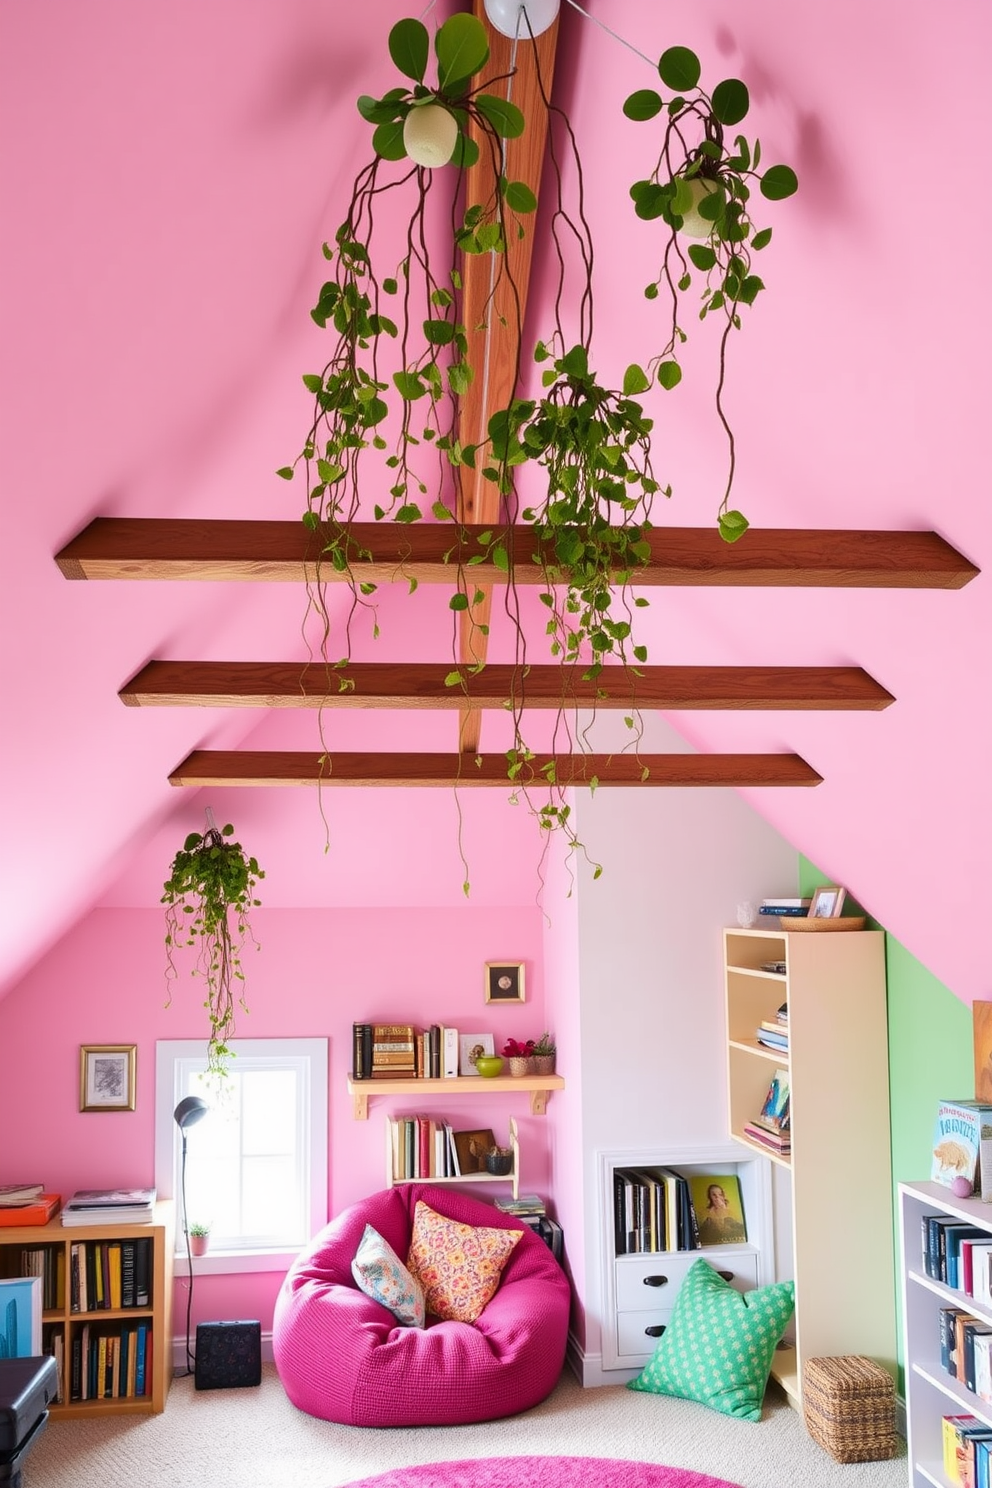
[162, 819, 265, 1077]
[625, 45, 798, 540]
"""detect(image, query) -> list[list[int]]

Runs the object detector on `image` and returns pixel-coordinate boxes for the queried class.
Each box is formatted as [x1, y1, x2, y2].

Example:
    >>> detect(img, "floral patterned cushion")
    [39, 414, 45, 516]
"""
[406, 1200, 522, 1323]
[351, 1223, 425, 1327]
[626, 1257, 795, 1420]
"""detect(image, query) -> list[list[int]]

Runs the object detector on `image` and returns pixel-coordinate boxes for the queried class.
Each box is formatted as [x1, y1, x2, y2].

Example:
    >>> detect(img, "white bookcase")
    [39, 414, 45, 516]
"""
[596, 1143, 773, 1378]
[900, 1179, 992, 1487]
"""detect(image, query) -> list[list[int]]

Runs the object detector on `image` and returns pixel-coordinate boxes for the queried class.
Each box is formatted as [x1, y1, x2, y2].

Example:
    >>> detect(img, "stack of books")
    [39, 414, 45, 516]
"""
[758, 897, 811, 919]
[756, 1002, 789, 1054]
[0, 1184, 61, 1226]
[61, 1187, 156, 1227]
[743, 1067, 791, 1156]
[494, 1195, 563, 1262]
[370, 1024, 416, 1079]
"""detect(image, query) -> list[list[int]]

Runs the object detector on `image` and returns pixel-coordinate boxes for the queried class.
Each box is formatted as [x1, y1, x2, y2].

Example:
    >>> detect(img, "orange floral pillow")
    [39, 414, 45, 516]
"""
[406, 1200, 522, 1323]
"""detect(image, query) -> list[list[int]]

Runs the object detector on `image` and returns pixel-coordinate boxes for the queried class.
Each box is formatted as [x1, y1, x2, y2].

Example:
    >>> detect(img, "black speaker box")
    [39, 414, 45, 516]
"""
[194, 1320, 262, 1391]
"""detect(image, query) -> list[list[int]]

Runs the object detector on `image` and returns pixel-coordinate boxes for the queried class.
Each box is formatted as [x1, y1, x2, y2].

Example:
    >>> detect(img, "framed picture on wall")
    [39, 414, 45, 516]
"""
[485, 962, 525, 1003]
[79, 1045, 137, 1112]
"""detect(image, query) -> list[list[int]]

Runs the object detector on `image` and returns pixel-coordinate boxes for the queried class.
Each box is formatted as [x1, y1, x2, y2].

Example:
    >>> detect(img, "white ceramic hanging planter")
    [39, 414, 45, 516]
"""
[403, 103, 459, 168]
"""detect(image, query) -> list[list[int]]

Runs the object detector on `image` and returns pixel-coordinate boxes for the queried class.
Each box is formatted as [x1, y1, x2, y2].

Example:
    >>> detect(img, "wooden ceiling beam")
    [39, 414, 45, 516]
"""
[55, 519, 979, 589]
[168, 750, 823, 789]
[121, 660, 894, 711]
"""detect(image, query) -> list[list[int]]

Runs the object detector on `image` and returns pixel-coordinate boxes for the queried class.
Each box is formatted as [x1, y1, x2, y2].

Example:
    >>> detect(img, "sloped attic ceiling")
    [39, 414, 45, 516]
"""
[0, 0, 987, 1002]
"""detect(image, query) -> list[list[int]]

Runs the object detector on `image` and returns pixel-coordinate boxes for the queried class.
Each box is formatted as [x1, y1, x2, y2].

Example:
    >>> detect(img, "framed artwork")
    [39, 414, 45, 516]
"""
[79, 1044, 137, 1112]
[688, 1174, 747, 1247]
[809, 883, 847, 919]
[453, 1128, 496, 1175]
[458, 1033, 495, 1077]
[485, 962, 525, 1003]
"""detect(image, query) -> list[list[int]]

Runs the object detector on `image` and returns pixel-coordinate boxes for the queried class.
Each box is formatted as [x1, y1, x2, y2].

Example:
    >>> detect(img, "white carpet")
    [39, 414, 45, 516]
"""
[26, 1365, 907, 1488]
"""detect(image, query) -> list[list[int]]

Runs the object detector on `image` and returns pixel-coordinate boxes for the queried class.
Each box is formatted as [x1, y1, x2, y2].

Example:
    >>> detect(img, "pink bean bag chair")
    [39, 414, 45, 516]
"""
[272, 1183, 571, 1426]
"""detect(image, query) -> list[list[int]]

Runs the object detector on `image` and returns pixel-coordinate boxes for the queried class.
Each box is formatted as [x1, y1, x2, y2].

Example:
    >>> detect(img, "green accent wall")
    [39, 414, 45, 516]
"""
[798, 857, 974, 1382]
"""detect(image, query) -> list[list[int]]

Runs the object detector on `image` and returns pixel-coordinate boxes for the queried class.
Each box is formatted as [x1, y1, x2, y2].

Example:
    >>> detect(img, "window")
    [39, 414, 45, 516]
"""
[155, 1039, 327, 1273]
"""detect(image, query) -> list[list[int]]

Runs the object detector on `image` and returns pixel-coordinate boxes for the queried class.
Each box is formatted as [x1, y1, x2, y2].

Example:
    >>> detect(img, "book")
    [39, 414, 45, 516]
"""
[933, 1100, 992, 1193]
[0, 1182, 45, 1207]
[947, 1227, 988, 1290]
[945, 1416, 983, 1481]
[0, 1275, 42, 1356]
[688, 1174, 747, 1247]
[755, 1069, 791, 1131]
[742, 1120, 791, 1153]
[441, 1026, 460, 1078]
[0, 1193, 61, 1226]
[976, 1333, 992, 1405]
[761, 897, 811, 908]
[62, 1187, 156, 1225]
[758, 905, 809, 917]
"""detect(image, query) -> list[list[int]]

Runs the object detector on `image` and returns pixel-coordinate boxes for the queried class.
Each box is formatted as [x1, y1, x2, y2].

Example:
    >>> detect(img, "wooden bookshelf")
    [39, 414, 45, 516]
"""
[0, 1200, 174, 1417]
[347, 1073, 564, 1119]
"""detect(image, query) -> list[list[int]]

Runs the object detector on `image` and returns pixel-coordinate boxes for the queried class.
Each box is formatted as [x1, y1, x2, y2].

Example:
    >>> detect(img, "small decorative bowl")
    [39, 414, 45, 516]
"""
[474, 1055, 504, 1078]
[485, 1150, 513, 1175]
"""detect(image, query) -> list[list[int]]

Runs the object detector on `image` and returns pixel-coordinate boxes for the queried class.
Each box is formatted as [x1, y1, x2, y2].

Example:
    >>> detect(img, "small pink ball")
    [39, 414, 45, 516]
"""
[951, 1175, 975, 1199]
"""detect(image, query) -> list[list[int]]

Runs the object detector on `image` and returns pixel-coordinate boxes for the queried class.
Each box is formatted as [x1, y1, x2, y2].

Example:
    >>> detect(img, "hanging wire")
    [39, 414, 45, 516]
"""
[561, 0, 656, 69]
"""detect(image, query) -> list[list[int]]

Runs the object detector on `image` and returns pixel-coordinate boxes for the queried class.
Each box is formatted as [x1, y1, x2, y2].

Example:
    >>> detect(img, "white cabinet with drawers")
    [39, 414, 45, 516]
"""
[597, 1144, 773, 1378]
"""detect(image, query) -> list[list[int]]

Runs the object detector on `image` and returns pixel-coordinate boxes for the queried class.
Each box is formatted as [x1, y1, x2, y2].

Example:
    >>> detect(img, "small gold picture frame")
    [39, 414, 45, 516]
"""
[809, 884, 847, 919]
[485, 962, 525, 1003]
[80, 1045, 137, 1112]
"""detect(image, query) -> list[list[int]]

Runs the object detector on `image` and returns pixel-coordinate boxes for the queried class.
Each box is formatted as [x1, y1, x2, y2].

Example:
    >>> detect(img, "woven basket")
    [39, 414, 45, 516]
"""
[802, 1355, 898, 1464]
[787, 915, 867, 933]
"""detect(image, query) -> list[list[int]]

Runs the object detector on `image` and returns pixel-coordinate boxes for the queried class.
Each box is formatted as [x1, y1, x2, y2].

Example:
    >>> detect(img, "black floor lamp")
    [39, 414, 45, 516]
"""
[174, 1095, 209, 1376]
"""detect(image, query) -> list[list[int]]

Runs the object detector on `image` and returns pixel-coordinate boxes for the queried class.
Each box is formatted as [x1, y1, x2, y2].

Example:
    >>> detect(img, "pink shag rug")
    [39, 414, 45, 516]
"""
[340, 1458, 743, 1488]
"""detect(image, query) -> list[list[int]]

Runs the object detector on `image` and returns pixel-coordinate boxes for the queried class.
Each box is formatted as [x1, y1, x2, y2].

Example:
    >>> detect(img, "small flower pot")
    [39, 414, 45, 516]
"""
[189, 1233, 210, 1257]
[485, 1151, 514, 1176]
[532, 1053, 556, 1076]
[508, 1056, 533, 1077]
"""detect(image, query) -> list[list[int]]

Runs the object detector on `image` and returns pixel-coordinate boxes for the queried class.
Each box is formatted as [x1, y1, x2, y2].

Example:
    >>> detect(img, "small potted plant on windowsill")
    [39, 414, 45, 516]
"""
[531, 1033, 556, 1076]
[502, 1038, 535, 1077]
[188, 1221, 211, 1257]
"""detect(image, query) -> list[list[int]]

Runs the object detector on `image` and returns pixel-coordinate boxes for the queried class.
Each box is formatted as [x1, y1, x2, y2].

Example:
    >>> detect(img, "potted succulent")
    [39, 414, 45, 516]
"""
[162, 815, 265, 1078]
[531, 1032, 557, 1076]
[502, 1037, 535, 1077]
[485, 1144, 514, 1177]
[188, 1221, 211, 1257]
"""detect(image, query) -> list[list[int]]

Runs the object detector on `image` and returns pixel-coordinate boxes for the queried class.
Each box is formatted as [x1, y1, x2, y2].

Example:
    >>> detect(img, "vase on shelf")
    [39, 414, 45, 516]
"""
[508, 1056, 533, 1077]
[532, 1053, 556, 1077]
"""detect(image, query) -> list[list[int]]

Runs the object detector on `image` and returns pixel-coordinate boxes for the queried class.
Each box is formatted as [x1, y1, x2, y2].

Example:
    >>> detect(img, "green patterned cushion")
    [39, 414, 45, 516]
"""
[627, 1257, 795, 1421]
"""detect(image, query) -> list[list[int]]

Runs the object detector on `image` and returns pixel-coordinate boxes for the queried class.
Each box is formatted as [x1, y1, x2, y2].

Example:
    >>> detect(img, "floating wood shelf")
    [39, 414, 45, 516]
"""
[347, 1074, 564, 1120]
[169, 750, 823, 788]
[54, 519, 979, 589]
[121, 660, 894, 712]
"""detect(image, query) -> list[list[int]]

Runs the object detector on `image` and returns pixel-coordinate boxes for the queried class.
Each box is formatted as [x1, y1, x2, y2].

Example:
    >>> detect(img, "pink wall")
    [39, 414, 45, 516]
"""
[0, 903, 552, 1332]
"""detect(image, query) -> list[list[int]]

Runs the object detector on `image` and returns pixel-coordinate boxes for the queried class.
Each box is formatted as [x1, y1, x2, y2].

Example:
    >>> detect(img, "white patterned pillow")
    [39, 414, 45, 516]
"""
[351, 1223, 426, 1328]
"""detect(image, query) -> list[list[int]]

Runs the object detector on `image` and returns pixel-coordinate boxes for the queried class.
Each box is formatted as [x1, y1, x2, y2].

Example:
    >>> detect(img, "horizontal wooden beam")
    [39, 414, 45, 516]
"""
[168, 751, 822, 788]
[122, 660, 894, 711]
[55, 518, 979, 589]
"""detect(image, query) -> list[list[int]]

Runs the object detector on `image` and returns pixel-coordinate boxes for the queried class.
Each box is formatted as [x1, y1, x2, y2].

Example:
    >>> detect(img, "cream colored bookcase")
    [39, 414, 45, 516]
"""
[724, 926, 896, 1407]
[0, 1200, 175, 1417]
[899, 1179, 992, 1487]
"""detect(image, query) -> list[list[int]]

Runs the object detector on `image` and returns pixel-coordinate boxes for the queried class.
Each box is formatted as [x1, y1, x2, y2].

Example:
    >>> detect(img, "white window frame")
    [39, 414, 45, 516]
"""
[154, 1038, 328, 1275]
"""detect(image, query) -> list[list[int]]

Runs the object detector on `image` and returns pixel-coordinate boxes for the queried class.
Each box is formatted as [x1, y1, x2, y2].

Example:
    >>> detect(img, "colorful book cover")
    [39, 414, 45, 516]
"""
[933, 1100, 992, 1191]
[0, 1276, 42, 1356]
[688, 1174, 747, 1246]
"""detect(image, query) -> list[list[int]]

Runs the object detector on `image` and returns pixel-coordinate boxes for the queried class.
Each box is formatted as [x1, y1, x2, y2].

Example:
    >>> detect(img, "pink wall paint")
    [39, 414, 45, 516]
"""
[0, 903, 551, 1331]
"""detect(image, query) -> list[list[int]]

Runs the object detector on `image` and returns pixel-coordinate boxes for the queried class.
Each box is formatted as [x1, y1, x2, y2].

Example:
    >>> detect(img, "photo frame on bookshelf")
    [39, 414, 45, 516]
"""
[809, 884, 847, 919]
[458, 1033, 495, 1076]
[452, 1129, 496, 1174]
[79, 1044, 137, 1112]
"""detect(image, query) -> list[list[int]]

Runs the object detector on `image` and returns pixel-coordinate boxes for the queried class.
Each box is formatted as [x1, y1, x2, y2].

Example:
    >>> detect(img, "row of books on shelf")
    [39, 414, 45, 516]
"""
[921, 1212, 992, 1297]
[943, 1414, 992, 1488]
[69, 1320, 153, 1401]
[10, 1243, 66, 1309]
[940, 1307, 992, 1403]
[354, 1023, 459, 1081]
[70, 1238, 154, 1311]
[388, 1117, 507, 1181]
[613, 1169, 748, 1255]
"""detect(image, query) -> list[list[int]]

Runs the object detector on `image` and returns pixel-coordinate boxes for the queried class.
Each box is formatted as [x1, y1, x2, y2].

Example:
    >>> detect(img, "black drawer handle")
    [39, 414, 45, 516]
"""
[718, 1270, 734, 1282]
[645, 1324, 667, 1338]
[642, 1275, 669, 1288]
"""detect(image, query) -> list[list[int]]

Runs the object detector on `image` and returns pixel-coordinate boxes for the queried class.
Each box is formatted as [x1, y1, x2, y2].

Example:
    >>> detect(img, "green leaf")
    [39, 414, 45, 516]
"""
[382, 277, 398, 294]
[622, 363, 651, 396]
[474, 93, 525, 139]
[644, 282, 660, 300]
[560, 345, 589, 379]
[423, 318, 455, 345]
[450, 131, 479, 169]
[276, 466, 294, 481]
[718, 509, 750, 542]
[656, 360, 682, 390]
[449, 592, 469, 610]
[687, 244, 717, 270]
[444, 670, 464, 687]
[630, 180, 669, 221]
[388, 18, 429, 83]
[760, 164, 799, 200]
[435, 12, 489, 93]
[751, 227, 772, 250]
[395, 503, 422, 524]
[738, 274, 765, 305]
[504, 179, 537, 214]
[393, 370, 426, 400]
[302, 372, 323, 394]
[658, 46, 701, 92]
[623, 88, 663, 121]
[357, 92, 409, 125]
[712, 78, 750, 126]
[372, 119, 406, 160]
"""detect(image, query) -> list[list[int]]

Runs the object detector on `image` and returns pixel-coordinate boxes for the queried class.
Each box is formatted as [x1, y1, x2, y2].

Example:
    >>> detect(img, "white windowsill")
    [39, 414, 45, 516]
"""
[172, 1247, 297, 1276]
